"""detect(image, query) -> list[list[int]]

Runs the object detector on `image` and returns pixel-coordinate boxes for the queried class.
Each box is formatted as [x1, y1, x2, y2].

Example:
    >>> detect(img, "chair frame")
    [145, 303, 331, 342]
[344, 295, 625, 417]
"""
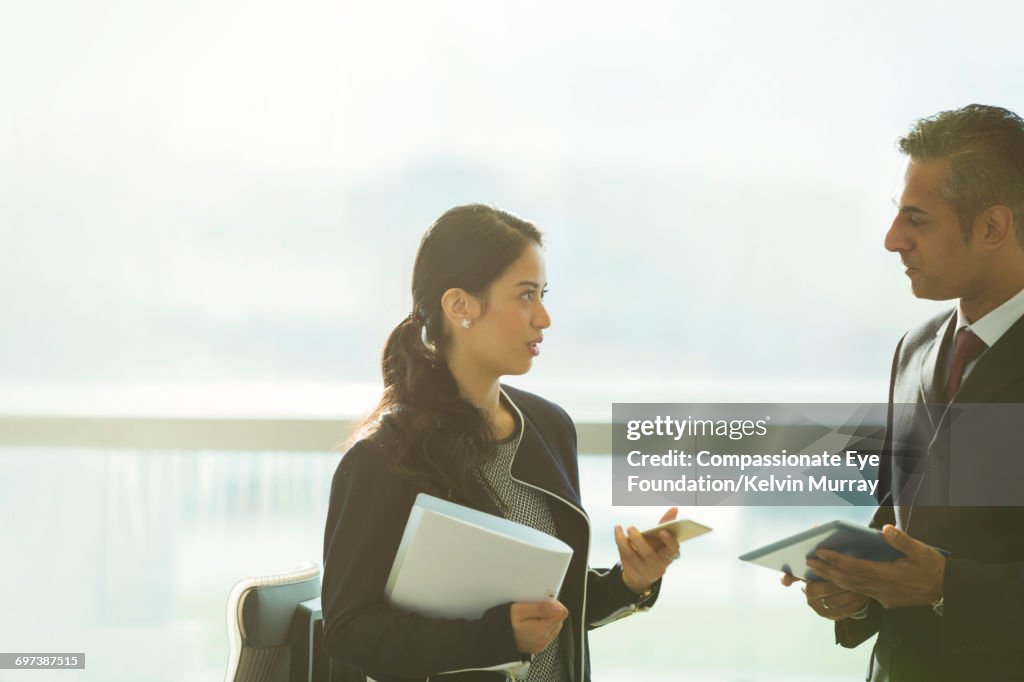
[225, 561, 321, 682]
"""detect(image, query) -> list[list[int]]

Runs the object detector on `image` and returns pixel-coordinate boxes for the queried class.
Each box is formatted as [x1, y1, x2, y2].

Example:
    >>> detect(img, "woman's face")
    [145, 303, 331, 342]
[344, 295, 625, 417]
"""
[460, 243, 550, 378]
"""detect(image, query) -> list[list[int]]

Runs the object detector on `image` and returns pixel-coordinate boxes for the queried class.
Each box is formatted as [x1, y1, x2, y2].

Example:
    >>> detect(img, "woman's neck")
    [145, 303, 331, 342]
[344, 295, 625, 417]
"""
[459, 376, 502, 413]
[446, 353, 513, 437]
[446, 351, 500, 410]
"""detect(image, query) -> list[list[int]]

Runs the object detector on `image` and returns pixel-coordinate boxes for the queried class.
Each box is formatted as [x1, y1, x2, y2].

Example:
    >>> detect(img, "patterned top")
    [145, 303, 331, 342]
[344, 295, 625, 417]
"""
[476, 414, 570, 682]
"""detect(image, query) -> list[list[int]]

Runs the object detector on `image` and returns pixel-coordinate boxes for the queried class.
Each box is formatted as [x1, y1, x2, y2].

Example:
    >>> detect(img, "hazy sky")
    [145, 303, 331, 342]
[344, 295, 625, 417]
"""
[3, 0, 1023, 416]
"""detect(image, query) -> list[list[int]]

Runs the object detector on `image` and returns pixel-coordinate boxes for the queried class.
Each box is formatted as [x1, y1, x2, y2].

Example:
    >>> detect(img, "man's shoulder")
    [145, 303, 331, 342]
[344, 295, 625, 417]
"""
[900, 308, 955, 352]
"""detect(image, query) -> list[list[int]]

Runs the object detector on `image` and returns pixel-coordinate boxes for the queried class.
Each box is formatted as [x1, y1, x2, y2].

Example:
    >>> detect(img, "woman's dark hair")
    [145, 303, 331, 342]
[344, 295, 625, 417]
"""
[357, 203, 543, 505]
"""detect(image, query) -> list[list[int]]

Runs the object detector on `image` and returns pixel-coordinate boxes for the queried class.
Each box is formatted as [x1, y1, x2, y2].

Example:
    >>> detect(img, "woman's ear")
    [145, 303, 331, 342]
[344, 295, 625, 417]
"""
[440, 288, 480, 328]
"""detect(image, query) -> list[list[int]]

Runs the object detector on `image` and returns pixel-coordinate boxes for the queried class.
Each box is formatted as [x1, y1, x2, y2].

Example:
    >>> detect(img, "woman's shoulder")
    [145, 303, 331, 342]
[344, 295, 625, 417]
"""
[335, 428, 401, 480]
[326, 429, 423, 546]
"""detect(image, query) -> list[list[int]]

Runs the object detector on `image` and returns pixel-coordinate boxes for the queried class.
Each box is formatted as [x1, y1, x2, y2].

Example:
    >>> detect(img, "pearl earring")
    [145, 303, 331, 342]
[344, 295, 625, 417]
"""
[461, 319, 471, 329]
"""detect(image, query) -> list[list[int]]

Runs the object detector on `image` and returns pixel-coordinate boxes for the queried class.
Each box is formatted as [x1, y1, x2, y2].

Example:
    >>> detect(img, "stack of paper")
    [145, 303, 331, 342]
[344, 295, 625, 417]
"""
[384, 493, 574, 619]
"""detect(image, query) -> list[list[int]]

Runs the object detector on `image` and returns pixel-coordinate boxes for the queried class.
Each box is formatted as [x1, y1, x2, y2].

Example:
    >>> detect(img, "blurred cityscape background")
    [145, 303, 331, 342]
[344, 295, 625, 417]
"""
[3, 0, 1022, 679]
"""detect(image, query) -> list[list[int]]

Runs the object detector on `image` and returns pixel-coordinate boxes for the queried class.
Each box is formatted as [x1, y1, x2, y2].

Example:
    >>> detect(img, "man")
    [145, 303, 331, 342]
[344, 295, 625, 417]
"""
[784, 104, 1024, 680]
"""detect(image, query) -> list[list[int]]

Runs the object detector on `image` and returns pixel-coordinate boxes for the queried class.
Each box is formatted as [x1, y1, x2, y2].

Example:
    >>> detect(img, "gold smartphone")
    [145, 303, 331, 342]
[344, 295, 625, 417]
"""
[640, 519, 712, 550]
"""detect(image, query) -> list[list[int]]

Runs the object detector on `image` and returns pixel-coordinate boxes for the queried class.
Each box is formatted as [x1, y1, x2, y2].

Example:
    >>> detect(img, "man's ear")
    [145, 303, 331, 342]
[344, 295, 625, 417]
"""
[440, 288, 480, 327]
[974, 205, 1014, 249]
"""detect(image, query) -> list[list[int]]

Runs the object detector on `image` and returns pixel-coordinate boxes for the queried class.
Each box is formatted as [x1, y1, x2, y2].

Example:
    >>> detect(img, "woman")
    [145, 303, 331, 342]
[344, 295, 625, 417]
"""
[322, 204, 679, 681]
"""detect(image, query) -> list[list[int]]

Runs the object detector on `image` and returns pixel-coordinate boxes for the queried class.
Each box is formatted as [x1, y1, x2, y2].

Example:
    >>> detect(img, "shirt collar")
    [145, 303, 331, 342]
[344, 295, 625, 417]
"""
[952, 285, 1024, 347]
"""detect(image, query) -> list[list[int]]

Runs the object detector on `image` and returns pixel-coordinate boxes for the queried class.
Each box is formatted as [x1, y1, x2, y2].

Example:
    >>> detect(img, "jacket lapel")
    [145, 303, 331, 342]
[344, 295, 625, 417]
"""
[511, 414, 582, 511]
[892, 313, 952, 527]
[918, 312, 955, 413]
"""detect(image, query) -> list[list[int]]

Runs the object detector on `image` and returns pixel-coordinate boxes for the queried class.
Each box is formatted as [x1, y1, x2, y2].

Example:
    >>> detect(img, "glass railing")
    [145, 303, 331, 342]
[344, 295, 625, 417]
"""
[1, 431, 872, 681]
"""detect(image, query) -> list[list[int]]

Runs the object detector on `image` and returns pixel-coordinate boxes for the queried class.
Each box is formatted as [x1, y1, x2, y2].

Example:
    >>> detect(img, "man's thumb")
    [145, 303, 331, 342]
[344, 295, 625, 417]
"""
[881, 524, 915, 555]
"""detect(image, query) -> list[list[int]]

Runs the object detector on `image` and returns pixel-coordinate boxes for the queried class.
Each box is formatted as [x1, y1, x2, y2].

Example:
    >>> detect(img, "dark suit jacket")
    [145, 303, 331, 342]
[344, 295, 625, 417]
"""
[321, 384, 659, 681]
[836, 309, 1024, 681]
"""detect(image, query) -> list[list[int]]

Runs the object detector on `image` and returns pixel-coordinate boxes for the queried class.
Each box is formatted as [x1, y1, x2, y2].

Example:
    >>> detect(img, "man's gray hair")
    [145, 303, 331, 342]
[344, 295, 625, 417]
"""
[898, 104, 1024, 245]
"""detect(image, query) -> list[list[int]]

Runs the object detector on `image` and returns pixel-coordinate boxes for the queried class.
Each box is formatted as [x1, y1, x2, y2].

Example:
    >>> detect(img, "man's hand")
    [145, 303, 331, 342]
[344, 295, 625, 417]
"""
[510, 600, 568, 654]
[806, 524, 945, 609]
[781, 573, 870, 621]
[614, 507, 681, 595]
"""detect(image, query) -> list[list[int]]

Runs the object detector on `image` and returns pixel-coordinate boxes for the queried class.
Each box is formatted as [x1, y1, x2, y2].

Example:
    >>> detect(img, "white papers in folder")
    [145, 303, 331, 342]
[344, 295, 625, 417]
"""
[384, 493, 574, 619]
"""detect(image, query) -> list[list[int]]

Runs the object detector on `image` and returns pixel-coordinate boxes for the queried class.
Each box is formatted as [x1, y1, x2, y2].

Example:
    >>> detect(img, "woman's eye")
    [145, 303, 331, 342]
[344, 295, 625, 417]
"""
[521, 288, 547, 302]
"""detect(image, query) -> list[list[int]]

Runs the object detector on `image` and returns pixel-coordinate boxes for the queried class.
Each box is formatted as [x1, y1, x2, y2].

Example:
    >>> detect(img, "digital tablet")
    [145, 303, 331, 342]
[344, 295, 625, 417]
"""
[738, 520, 904, 581]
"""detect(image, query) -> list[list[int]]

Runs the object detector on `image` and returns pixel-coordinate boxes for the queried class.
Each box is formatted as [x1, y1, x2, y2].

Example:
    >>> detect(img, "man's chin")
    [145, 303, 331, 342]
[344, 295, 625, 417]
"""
[910, 282, 957, 302]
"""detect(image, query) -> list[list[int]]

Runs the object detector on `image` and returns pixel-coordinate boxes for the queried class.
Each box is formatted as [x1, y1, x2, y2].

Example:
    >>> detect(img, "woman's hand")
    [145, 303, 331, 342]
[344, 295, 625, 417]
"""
[510, 600, 568, 654]
[614, 507, 681, 595]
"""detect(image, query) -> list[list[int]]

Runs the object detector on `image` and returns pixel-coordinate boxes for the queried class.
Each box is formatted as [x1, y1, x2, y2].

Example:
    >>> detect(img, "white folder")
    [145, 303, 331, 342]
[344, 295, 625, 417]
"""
[384, 493, 574, 619]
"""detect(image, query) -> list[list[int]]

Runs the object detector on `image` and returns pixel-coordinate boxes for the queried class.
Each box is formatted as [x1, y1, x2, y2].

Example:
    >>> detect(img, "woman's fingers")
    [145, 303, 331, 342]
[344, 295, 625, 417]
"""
[659, 507, 679, 524]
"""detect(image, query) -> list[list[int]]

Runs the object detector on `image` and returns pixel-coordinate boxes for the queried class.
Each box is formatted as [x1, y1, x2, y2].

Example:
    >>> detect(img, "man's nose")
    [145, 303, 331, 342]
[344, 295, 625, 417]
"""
[884, 217, 909, 253]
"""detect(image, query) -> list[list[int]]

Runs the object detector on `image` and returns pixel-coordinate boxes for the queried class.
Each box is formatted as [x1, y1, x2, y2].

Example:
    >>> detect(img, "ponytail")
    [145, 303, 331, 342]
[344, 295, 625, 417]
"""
[356, 314, 496, 507]
[381, 314, 433, 406]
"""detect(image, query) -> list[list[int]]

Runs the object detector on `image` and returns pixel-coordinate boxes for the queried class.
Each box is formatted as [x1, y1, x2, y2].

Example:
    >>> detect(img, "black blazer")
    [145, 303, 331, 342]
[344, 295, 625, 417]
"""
[322, 384, 659, 681]
[836, 309, 1024, 681]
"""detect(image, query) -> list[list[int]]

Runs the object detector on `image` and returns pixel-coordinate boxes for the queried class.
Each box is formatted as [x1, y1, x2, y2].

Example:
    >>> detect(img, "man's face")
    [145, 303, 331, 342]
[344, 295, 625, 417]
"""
[884, 158, 985, 301]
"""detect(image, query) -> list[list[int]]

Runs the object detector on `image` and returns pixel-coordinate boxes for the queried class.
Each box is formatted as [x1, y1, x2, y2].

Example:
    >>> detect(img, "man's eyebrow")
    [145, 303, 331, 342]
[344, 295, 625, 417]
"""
[897, 204, 928, 215]
[514, 280, 547, 288]
[889, 197, 927, 214]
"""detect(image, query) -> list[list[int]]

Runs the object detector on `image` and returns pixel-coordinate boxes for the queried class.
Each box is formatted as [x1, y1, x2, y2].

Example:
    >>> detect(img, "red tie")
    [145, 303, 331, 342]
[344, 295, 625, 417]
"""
[944, 328, 987, 402]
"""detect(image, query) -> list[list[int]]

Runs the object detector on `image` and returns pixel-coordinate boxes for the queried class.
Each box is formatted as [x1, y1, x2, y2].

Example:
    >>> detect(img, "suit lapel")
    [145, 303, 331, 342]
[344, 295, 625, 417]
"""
[891, 313, 952, 528]
[917, 312, 956, 430]
[918, 312, 955, 405]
